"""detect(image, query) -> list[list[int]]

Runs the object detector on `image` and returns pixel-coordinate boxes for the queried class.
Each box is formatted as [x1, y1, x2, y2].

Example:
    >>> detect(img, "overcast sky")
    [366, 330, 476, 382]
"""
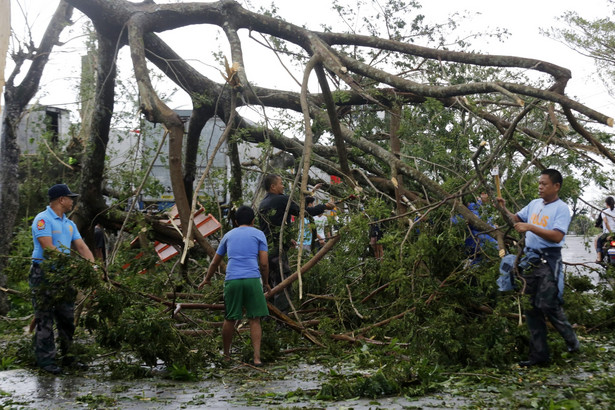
[6, 0, 613, 115]
[265, 0, 614, 112]
[4, 0, 614, 201]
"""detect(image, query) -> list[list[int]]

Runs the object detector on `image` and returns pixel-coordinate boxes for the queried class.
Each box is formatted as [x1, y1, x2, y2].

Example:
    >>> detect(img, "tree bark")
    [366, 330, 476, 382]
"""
[72, 31, 119, 243]
[389, 104, 407, 217]
[0, 1, 73, 315]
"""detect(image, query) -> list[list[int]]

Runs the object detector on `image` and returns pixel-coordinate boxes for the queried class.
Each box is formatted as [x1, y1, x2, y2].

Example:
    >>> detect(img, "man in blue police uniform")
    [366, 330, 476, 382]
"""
[30, 184, 95, 374]
[497, 169, 580, 367]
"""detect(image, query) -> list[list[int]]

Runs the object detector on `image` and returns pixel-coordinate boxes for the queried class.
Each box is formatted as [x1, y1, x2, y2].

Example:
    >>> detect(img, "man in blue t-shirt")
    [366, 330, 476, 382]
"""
[198, 206, 270, 366]
[497, 169, 580, 367]
[30, 184, 96, 374]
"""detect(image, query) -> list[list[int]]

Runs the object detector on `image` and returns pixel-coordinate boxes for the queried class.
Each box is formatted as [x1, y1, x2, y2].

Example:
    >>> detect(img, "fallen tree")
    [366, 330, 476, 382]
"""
[53, 0, 613, 250]
[2, 0, 615, 376]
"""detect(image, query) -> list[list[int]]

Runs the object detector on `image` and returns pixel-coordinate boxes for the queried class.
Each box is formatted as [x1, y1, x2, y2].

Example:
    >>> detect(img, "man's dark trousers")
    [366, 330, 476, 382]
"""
[523, 262, 579, 363]
[269, 253, 291, 313]
[29, 264, 75, 367]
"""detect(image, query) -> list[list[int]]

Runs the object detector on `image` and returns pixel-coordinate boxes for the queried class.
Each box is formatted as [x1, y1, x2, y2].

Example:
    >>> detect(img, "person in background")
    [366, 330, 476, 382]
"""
[595, 196, 615, 262]
[327, 205, 340, 237]
[497, 169, 580, 367]
[258, 174, 334, 312]
[313, 209, 327, 251]
[466, 195, 498, 263]
[451, 193, 497, 265]
[369, 221, 384, 260]
[94, 223, 106, 264]
[198, 206, 270, 366]
[299, 197, 318, 254]
[30, 184, 96, 374]
[476, 191, 498, 223]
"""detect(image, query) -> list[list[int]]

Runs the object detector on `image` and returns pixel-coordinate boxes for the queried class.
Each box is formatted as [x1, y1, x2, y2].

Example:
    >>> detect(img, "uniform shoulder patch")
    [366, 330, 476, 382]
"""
[37, 219, 46, 230]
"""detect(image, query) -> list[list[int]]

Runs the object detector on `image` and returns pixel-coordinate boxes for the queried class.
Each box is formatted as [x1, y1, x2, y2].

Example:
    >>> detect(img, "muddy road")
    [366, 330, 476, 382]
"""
[0, 362, 464, 409]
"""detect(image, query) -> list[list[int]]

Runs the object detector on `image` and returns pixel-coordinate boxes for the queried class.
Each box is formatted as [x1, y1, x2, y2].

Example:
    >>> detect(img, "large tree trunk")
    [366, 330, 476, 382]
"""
[0, 2, 73, 315]
[228, 140, 243, 206]
[72, 31, 119, 244]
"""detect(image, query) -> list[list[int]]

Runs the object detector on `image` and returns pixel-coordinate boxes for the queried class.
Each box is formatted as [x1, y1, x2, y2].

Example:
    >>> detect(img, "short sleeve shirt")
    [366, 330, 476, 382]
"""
[31, 206, 82, 261]
[516, 198, 570, 249]
[313, 215, 327, 238]
[601, 208, 615, 233]
[300, 217, 312, 246]
[216, 226, 268, 281]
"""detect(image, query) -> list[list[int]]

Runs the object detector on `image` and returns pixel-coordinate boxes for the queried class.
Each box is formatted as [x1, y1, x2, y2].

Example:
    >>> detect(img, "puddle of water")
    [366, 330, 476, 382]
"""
[0, 365, 469, 409]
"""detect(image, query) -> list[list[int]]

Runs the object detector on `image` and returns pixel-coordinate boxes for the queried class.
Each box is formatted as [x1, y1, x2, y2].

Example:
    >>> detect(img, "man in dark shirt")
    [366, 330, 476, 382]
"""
[258, 174, 334, 312]
[94, 223, 106, 263]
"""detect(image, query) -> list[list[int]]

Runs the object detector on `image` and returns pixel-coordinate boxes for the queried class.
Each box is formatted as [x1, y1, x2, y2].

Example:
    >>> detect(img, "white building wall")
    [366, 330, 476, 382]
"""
[14, 106, 71, 155]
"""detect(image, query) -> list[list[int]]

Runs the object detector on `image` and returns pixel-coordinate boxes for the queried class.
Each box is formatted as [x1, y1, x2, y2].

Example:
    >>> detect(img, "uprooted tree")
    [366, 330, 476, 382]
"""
[2, 0, 615, 370]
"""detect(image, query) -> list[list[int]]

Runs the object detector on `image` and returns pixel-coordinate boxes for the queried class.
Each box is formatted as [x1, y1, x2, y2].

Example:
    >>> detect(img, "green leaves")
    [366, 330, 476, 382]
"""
[168, 364, 198, 381]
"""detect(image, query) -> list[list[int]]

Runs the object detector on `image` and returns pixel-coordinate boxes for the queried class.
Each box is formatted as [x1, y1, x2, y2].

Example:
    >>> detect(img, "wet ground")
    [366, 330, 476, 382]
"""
[562, 234, 598, 273]
[562, 235, 610, 288]
[0, 362, 468, 409]
[0, 236, 603, 409]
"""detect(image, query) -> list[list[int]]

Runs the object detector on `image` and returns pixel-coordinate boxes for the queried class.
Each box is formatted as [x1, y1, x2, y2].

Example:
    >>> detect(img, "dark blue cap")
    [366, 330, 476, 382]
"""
[48, 184, 79, 201]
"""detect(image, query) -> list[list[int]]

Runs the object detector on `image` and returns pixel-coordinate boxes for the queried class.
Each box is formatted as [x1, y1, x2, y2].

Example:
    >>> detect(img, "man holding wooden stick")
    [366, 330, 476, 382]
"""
[496, 169, 580, 367]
